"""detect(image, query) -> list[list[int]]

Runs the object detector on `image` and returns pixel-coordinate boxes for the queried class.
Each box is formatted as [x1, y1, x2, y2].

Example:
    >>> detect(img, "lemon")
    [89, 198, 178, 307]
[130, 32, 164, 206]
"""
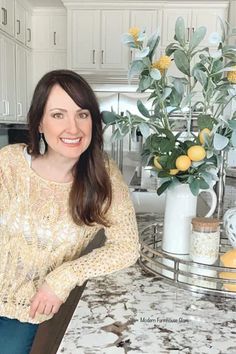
[153, 156, 162, 169]
[227, 66, 236, 83]
[219, 249, 236, 291]
[169, 169, 179, 175]
[175, 155, 191, 171]
[187, 145, 206, 162]
[199, 128, 211, 145]
[219, 272, 236, 292]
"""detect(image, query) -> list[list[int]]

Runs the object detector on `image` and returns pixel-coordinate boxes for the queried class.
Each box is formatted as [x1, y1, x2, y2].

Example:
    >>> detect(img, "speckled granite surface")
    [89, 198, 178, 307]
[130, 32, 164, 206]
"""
[57, 198, 236, 354]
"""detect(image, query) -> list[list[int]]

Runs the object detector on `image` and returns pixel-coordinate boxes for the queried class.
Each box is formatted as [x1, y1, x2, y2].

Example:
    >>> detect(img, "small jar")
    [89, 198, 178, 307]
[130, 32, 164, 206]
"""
[190, 217, 220, 265]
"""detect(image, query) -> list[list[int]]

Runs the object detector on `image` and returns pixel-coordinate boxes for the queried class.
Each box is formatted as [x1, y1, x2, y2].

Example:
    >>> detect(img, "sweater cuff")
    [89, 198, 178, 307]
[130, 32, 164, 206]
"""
[45, 263, 81, 303]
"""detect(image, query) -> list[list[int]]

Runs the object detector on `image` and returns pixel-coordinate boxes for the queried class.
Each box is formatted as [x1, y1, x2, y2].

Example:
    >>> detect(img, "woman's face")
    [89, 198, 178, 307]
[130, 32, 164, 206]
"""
[39, 84, 92, 162]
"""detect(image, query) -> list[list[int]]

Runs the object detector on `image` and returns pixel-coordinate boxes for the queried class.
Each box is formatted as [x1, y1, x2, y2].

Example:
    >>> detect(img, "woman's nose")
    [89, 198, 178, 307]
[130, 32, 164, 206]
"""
[66, 117, 80, 134]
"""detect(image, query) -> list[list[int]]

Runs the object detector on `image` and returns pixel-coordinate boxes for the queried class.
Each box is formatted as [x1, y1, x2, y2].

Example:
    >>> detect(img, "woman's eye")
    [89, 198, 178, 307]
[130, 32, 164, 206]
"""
[79, 112, 89, 119]
[52, 113, 63, 119]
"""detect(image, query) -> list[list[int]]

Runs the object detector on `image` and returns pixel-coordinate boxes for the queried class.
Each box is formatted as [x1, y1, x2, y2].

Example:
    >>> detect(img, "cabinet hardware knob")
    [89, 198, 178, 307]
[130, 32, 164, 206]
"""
[27, 28, 31, 42]
[192, 27, 195, 33]
[17, 19, 20, 35]
[17, 102, 22, 117]
[53, 31, 56, 45]
[92, 49, 95, 64]
[130, 50, 133, 62]
[1, 7, 7, 26]
[187, 27, 190, 41]
[2, 100, 7, 116]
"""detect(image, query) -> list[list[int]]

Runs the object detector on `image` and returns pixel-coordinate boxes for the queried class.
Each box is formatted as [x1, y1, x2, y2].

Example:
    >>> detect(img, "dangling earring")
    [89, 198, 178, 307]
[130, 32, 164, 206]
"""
[39, 133, 46, 155]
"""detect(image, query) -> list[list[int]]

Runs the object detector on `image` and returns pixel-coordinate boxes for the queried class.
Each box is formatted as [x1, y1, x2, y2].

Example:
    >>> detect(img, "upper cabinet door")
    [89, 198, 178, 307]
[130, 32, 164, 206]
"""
[70, 10, 100, 70]
[100, 10, 129, 70]
[162, 8, 191, 47]
[50, 15, 67, 50]
[130, 10, 158, 37]
[0, 35, 16, 122]
[16, 44, 27, 122]
[192, 7, 228, 47]
[130, 10, 159, 62]
[33, 15, 50, 50]
[32, 12, 66, 50]
[0, 0, 14, 37]
[15, 1, 26, 44]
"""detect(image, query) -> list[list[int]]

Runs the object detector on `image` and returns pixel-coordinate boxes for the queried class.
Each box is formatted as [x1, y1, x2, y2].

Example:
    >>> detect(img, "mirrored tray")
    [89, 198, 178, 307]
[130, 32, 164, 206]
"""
[139, 221, 236, 298]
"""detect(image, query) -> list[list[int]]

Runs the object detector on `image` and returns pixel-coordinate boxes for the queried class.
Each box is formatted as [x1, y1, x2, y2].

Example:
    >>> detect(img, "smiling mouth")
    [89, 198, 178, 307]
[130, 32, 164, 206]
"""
[60, 137, 82, 144]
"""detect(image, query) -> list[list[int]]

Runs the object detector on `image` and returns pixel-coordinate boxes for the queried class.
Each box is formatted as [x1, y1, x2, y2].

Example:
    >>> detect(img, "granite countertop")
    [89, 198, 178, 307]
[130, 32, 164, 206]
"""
[57, 179, 236, 354]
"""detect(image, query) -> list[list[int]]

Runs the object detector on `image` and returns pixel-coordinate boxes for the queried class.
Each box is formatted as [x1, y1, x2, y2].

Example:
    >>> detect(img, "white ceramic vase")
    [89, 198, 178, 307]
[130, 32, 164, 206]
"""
[162, 183, 217, 255]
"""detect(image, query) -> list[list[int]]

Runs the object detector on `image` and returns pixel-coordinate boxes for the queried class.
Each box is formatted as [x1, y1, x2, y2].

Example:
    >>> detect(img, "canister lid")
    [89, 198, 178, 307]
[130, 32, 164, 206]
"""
[191, 217, 220, 232]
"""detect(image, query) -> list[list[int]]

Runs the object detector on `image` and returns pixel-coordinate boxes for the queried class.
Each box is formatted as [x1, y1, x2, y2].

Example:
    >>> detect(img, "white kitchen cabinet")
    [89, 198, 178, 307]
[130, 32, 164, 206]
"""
[69, 9, 129, 71]
[0, 0, 14, 37]
[26, 49, 32, 107]
[16, 44, 27, 122]
[0, 35, 16, 122]
[100, 10, 129, 70]
[130, 10, 160, 62]
[162, 5, 228, 47]
[130, 10, 159, 38]
[15, 1, 26, 44]
[32, 12, 67, 50]
[51, 15, 67, 50]
[70, 10, 99, 70]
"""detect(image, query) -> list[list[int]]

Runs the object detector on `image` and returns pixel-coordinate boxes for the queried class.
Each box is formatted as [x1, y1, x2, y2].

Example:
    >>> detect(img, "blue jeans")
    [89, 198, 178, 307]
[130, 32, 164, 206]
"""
[0, 316, 39, 354]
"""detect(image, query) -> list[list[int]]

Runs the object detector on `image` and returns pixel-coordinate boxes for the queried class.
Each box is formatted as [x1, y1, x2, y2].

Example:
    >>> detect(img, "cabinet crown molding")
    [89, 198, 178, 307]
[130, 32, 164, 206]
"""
[63, 0, 229, 10]
[32, 7, 66, 14]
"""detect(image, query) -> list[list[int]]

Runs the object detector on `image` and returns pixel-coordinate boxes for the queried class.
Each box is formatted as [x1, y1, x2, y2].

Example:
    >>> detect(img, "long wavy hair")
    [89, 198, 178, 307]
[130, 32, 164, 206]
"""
[27, 69, 112, 227]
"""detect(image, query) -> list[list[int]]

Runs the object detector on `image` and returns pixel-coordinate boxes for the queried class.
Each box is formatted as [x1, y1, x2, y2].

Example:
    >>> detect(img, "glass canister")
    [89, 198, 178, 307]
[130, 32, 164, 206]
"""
[190, 217, 220, 265]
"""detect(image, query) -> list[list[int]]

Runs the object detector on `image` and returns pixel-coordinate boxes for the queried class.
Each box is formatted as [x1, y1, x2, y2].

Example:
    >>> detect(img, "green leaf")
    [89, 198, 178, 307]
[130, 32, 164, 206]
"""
[172, 78, 185, 95]
[218, 17, 226, 43]
[193, 68, 208, 87]
[157, 180, 172, 195]
[136, 47, 150, 59]
[137, 99, 150, 117]
[101, 111, 118, 124]
[128, 60, 145, 82]
[138, 75, 152, 91]
[111, 128, 123, 142]
[150, 68, 161, 80]
[189, 179, 200, 196]
[175, 17, 186, 46]
[200, 171, 214, 186]
[165, 42, 179, 56]
[122, 33, 135, 45]
[174, 49, 190, 76]
[197, 114, 214, 130]
[147, 31, 160, 59]
[162, 87, 172, 100]
[189, 26, 206, 52]
[228, 120, 236, 130]
[199, 178, 210, 190]
[231, 130, 236, 147]
[139, 122, 150, 138]
[169, 87, 182, 107]
[213, 133, 229, 150]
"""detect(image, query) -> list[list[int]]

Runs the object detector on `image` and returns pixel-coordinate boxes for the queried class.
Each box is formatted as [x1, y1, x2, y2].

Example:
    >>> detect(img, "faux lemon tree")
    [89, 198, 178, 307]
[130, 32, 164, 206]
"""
[102, 17, 236, 196]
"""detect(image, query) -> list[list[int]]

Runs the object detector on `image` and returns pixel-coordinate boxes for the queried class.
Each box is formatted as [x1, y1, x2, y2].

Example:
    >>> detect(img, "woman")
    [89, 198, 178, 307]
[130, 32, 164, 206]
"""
[0, 70, 140, 354]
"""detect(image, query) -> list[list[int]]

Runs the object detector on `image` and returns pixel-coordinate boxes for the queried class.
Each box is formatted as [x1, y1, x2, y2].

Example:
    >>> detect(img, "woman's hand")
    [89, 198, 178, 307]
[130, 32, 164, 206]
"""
[29, 281, 63, 319]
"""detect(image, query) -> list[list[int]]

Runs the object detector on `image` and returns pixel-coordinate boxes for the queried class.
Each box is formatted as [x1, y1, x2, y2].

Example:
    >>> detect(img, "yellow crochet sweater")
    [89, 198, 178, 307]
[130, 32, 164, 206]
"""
[0, 144, 140, 324]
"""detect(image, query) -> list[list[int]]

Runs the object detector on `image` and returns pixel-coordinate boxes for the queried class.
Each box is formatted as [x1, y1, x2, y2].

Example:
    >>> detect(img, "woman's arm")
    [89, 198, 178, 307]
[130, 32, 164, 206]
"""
[45, 159, 140, 303]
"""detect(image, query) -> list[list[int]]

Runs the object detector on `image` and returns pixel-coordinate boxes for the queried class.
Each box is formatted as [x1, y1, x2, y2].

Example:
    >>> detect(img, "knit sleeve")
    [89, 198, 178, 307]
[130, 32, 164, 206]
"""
[45, 159, 140, 303]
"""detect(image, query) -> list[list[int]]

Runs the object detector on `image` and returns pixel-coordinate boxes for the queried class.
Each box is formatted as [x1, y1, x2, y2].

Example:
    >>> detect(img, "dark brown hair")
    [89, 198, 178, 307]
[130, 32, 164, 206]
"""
[27, 69, 112, 226]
